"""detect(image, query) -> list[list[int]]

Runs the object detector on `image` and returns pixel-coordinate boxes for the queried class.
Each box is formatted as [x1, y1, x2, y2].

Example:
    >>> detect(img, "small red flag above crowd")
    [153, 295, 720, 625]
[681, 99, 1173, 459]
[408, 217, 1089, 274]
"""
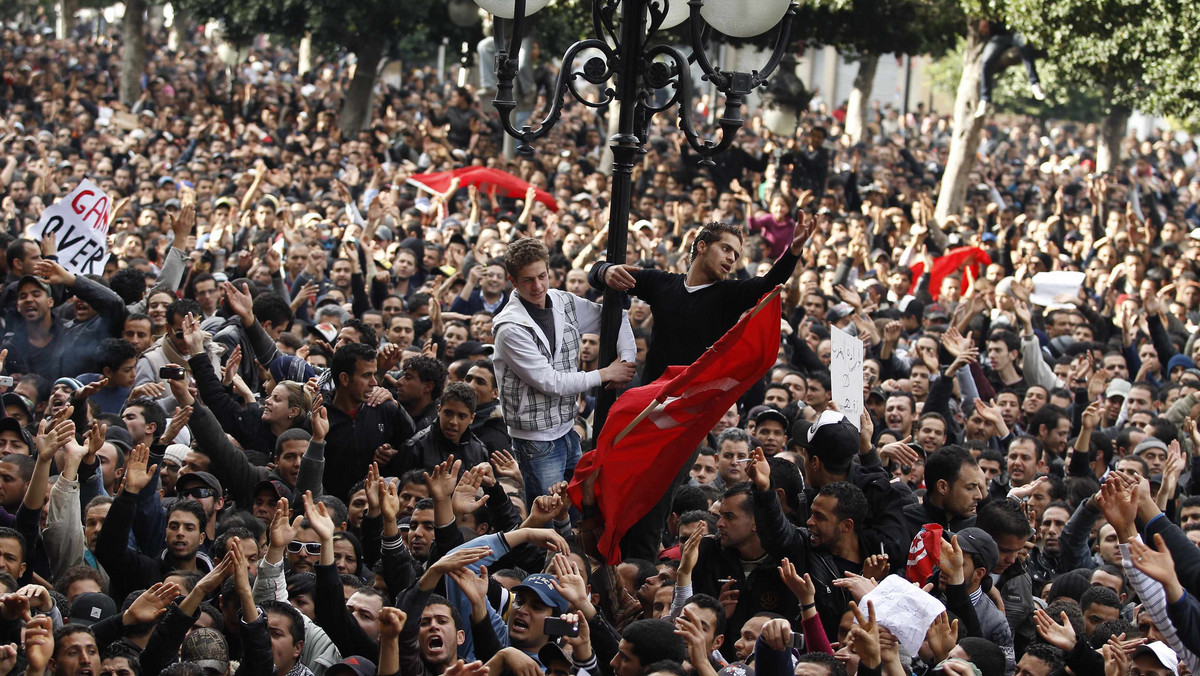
[569, 288, 784, 564]
[908, 247, 992, 300]
[407, 167, 559, 212]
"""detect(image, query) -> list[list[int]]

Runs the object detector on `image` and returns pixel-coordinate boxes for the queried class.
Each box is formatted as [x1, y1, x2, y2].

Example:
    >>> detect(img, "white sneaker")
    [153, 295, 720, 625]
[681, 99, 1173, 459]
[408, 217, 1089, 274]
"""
[1032, 83, 1046, 100]
[975, 100, 990, 118]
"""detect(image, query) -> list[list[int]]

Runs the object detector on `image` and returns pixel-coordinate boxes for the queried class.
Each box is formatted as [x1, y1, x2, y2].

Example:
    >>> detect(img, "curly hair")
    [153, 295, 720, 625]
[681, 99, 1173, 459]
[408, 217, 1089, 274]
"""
[503, 237, 550, 279]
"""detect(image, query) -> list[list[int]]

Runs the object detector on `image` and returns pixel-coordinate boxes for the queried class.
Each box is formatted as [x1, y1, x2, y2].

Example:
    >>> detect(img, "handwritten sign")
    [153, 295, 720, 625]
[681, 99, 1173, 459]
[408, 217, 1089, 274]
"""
[831, 325, 864, 429]
[34, 178, 112, 276]
[861, 574, 946, 655]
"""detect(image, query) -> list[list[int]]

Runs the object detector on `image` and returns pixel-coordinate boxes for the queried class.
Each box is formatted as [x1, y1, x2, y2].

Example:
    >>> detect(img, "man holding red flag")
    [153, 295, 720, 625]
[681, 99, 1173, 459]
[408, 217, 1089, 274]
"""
[586, 214, 819, 561]
[569, 287, 785, 565]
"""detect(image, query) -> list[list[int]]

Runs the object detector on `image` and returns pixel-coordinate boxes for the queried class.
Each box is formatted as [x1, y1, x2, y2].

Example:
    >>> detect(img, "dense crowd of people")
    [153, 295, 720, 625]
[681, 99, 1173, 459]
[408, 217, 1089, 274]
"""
[1, 8, 1200, 676]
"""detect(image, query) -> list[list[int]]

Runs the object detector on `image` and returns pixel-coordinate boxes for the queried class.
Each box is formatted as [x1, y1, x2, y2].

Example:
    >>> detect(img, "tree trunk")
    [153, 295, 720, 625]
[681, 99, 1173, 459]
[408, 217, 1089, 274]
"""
[57, 0, 78, 39]
[168, 5, 190, 52]
[119, 0, 146, 107]
[1096, 104, 1130, 173]
[935, 24, 989, 224]
[298, 34, 314, 76]
[844, 54, 878, 144]
[338, 40, 384, 137]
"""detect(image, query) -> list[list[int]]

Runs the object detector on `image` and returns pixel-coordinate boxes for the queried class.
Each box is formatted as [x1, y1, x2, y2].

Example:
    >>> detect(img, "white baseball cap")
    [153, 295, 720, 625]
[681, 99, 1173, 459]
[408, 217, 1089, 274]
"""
[1132, 642, 1179, 676]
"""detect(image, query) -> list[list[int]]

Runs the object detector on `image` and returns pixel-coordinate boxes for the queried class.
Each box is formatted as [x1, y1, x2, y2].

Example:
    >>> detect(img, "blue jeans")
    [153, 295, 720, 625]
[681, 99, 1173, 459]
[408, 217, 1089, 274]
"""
[513, 430, 582, 502]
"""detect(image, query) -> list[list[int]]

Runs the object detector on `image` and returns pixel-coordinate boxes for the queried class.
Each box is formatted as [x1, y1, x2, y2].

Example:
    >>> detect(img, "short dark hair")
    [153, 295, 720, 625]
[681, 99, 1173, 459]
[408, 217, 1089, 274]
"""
[440, 381, 477, 413]
[425, 593, 463, 631]
[976, 498, 1033, 539]
[253, 292, 294, 328]
[6, 238, 35, 269]
[721, 483, 754, 515]
[331, 343, 377, 389]
[679, 510, 717, 533]
[925, 446, 977, 494]
[683, 593, 726, 636]
[1020, 643, 1065, 674]
[342, 317, 378, 347]
[123, 398, 166, 444]
[403, 355, 448, 399]
[101, 640, 142, 674]
[166, 298, 202, 325]
[211, 527, 253, 561]
[816, 482, 868, 530]
[1029, 404, 1068, 439]
[987, 328, 1021, 352]
[261, 600, 306, 644]
[795, 652, 847, 676]
[52, 623, 96, 658]
[643, 661, 688, 676]
[622, 619, 688, 666]
[1080, 585, 1121, 612]
[56, 564, 107, 596]
[979, 447, 1006, 472]
[96, 338, 137, 374]
[167, 498, 209, 527]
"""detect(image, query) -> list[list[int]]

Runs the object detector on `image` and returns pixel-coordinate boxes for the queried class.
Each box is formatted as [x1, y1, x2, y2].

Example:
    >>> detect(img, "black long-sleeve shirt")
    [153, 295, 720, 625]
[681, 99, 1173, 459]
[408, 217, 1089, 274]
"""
[589, 250, 801, 383]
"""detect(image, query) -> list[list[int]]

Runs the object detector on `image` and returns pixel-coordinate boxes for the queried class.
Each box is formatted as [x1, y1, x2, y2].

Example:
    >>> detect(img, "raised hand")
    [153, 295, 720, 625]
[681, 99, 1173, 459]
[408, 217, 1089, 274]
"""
[939, 535, 965, 585]
[848, 600, 881, 669]
[490, 450, 522, 484]
[302, 490, 336, 544]
[832, 571, 877, 602]
[425, 456, 461, 503]
[748, 446, 771, 492]
[453, 468, 489, 517]
[1034, 608, 1078, 651]
[1129, 533, 1184, 601]
[431, 546, 493, 576]
[779, 558, 816, 607]
[123, 582, 182, 625]
[1096, 475, 1139, 540]
[23, 615, 54, 674]
[379, 606, 408, 640]
[925, 612, 959, 663]
[33, 258, 75, 286]
[310, 395, 328, 442]
[549, 553, 592, 612]
[678, 527, 703, 580]
[34, 416, 75, 459]
[160, 406, 193, 446]
[878, 435, 920, 466]
[862, 554, 890, 582]
[181, 312, 206, 356]
[123, 443, 158, 495]
[222, 281, 254, 325]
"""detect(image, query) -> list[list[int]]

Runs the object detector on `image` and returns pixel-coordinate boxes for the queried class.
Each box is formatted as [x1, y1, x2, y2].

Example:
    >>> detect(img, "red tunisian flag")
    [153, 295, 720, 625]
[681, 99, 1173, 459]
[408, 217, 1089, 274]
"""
[407, 167, 558, 212]
[568, 287, 783, 564]
[908, 247, 992, 300]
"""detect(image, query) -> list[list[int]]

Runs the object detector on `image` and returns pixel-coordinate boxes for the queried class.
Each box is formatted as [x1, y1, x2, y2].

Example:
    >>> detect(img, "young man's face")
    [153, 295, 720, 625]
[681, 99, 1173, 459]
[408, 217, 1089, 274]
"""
[165, 510, 204, 560]
[266, 611, 303, 673]
[0, 537, 25, 580]
[690, 454, 719, 485]
[51, 630, 100, 676]
[274, 439, 306, 486]
[339, 357, 378, 404]
[120, 406, 153, 445]
[437, 399, 475, 443]
[105, 358, 137, 389]
[510, 260, 550, 307]
[84, 502, 111, 551]
[756, 420, 786, 455]
[610, 639, 645, 676]
[123, 318, 154, 354]
[419, 603, 464, 666]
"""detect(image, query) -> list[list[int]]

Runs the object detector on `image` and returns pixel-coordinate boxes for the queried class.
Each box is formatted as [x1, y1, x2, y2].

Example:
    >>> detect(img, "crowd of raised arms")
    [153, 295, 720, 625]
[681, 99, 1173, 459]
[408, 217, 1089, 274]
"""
[2, 9, 1200, 676]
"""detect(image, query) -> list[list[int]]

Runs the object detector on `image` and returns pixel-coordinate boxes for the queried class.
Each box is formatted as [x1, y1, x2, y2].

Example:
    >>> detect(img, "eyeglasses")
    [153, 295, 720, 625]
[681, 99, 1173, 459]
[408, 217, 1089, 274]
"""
[287, 541, 322, 556]
[180, 487, 216, 499]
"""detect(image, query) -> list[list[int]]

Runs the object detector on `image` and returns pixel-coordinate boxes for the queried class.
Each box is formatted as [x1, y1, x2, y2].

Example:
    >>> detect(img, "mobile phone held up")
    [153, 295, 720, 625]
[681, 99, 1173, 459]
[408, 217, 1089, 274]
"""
[543, 617, 579, 638]
[160, 365, 186, 381]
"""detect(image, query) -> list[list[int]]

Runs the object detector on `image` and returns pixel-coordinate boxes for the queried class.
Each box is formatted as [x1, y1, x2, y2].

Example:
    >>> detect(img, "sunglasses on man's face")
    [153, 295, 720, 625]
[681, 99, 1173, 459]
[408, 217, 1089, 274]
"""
[180, 487, 216, 500]
[287, 541, 322, 556]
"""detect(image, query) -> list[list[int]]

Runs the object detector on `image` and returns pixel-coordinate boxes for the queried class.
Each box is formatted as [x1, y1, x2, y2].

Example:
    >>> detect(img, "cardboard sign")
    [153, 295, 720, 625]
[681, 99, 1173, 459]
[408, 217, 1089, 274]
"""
[34, 178, 112, 276]
[831, 325, 865, 429]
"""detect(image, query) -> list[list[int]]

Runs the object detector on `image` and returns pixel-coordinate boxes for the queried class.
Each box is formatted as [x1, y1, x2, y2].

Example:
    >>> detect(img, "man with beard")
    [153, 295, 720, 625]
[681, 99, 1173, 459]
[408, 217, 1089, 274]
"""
[94, 444, 213, 603]
[791, 412, 916, 569]
[749, 444, 871, 639]
[1028, 404, 1071, 462]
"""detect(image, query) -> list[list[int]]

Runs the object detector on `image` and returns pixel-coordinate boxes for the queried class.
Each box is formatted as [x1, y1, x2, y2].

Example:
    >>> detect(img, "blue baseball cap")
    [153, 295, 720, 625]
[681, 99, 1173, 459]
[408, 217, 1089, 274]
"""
[513, 573, 568, 613]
